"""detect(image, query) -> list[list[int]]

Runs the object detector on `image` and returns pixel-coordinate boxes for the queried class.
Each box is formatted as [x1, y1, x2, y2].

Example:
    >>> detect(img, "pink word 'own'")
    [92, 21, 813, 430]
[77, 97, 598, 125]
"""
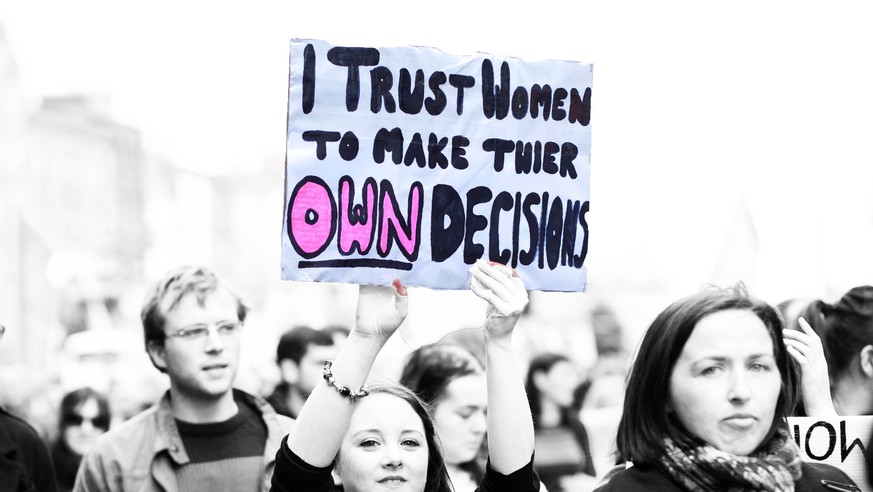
[287, 175, 423, 268]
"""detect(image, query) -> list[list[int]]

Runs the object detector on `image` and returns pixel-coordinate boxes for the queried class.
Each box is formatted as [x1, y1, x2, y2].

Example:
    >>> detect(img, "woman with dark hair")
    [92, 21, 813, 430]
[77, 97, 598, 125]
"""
[51, 387, 111, 492]
[801, 285, 873, 416]
[596, 285, 857, 491]
[271, 260, 541, 492]
[525, 353, 596, 491]
[400, 344, 487, 491]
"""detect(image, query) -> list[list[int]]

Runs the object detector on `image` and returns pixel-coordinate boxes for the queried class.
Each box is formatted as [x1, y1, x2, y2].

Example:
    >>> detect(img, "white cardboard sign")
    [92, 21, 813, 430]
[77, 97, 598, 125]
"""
[281, 39, 592, 291]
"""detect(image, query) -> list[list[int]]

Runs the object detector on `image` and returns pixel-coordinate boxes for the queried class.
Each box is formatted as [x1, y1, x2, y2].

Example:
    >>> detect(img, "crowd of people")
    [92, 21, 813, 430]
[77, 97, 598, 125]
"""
[2, 262, 873, 491]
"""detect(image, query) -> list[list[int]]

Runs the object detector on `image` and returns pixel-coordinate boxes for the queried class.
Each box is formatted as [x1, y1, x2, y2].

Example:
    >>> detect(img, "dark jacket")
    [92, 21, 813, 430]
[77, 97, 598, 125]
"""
[595, 461, 858, 492]
[0, 405, 58, 492]
[266, 383, 297, 419]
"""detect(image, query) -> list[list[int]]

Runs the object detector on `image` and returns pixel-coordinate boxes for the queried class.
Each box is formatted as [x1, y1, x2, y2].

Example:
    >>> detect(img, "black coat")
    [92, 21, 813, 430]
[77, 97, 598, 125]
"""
[0, 406, 58, 492]
[595, 461, 858, 492]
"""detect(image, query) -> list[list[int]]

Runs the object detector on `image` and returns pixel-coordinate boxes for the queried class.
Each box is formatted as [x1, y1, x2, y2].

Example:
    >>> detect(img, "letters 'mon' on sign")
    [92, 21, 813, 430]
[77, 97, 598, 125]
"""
[281, 38, 593, 291]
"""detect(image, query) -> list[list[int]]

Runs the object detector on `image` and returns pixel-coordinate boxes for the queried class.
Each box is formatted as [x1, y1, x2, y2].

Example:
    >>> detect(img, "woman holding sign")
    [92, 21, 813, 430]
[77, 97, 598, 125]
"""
[270, 260, 540, 492]
[595, 284, 857, 492]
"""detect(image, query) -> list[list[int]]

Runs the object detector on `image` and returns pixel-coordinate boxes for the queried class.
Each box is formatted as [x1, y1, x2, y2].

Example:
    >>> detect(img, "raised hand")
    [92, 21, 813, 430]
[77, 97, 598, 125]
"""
[469, 259, 535, 474]
[783, 317, 836, 416]
[354, 279, 409, 341]
[469, 259, 529, 342]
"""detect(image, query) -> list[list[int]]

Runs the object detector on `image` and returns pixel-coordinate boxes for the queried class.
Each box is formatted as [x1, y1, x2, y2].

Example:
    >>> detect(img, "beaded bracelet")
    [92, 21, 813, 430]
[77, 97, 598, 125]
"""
[322, 360, 369, 402]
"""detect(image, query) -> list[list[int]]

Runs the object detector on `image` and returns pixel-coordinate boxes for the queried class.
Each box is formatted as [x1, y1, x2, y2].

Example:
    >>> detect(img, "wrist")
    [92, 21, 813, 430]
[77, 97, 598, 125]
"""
[322, 360, 370, 402]
[484, 332, 513, 351]
[348, 328, 392, 346]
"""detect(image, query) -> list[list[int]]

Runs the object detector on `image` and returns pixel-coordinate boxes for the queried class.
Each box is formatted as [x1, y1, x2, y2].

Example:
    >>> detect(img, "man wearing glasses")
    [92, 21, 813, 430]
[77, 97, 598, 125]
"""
[74, 266, 294, 491]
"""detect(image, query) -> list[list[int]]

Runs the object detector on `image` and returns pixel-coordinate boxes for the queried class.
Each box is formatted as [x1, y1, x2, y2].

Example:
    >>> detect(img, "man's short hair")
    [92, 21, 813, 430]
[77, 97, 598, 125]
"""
[141, 265, 248, 352]
[276, 326, 334, 365]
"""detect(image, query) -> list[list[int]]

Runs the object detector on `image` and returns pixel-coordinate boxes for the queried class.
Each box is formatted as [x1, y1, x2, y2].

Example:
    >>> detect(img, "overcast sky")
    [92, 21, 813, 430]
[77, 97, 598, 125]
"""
[3, 1, 873, 308]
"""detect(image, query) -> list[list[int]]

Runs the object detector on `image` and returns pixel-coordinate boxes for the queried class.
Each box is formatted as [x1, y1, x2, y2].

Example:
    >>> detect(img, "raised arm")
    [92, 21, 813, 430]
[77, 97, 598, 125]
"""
[469, 260, 535, 475]
[285, 279, 408, 466]
[783, 316, 837, 417]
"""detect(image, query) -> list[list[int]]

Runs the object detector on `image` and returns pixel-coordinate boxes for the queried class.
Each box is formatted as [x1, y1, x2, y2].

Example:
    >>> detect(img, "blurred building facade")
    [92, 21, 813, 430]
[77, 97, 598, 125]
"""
[1, 23, 287, 379]
[1, 28, 149, 373]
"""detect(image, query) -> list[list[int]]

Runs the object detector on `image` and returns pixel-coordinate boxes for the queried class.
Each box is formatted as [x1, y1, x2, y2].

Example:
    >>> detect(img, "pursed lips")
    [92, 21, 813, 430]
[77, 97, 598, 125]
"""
[722, 413, 757, 426]
[377, 475, 407, 483]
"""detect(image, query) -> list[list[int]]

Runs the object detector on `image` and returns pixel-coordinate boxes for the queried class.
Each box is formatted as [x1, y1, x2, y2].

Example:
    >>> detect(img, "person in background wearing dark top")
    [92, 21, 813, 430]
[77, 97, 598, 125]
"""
[0, 323, 59, 491]
[268, 326, 340, 419]
[399, 344, 488, 491]
[596, 284, 858, 492]
[526, 352, 597, 491]
[51, 387, 110, 492]
[271, 260, 541, 492]
[74, 266, 294, 492]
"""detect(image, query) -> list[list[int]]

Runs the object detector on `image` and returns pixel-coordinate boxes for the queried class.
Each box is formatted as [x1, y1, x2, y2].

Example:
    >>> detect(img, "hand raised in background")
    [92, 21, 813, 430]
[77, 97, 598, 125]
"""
[783, 316, 837, 417]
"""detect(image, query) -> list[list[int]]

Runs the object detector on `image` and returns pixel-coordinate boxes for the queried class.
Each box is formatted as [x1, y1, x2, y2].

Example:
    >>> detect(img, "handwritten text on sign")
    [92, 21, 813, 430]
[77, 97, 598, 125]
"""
[788, 416, 872, 491]
[281, 39, 593, 291]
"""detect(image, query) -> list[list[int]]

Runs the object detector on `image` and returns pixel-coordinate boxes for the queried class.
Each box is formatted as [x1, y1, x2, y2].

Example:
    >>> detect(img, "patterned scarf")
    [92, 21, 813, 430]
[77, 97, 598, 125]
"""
[658, 428, 803, 492]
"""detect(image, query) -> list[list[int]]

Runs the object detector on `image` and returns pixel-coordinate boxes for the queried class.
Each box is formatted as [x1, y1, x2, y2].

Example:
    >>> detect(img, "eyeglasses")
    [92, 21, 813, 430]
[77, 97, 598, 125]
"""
[63, 413, 110, 430]
[168, 320, 243, 341]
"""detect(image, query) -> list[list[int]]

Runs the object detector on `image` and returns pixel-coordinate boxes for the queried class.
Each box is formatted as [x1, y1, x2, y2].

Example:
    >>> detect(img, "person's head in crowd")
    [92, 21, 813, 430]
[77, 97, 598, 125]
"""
[591, 304, 625, 356]
[526, 353, 579, 425]
[399, 344, 487, 487]
[323, 324, 351, 347]
[270, 325, 339, 418]
[52, 387, 111, 490]
[141, 265, 247, 406]
[607, 284, 815, 489]
[618, 284, 797, 461]
[334, 382, 452, 492]
[573, 305, 630, 413]
[776, 297, 816, 334]
[804, 285, 873, 415]
[57, 387, 111, 456]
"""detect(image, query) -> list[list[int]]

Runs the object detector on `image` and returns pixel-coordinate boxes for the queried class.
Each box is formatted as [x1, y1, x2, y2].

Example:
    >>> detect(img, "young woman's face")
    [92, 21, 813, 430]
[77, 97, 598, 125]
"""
[62, 398, 109, 456]
[536, 360, 579, 408]
[668, 309, 782, 456]
[432, 374, 487, 465]
[337, 393, 429, 492]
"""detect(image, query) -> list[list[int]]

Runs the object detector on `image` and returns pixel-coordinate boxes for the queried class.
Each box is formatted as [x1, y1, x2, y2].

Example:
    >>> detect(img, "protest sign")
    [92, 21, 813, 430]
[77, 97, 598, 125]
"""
[788, 415, 872, 491]
[281, 39, 592, 291]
